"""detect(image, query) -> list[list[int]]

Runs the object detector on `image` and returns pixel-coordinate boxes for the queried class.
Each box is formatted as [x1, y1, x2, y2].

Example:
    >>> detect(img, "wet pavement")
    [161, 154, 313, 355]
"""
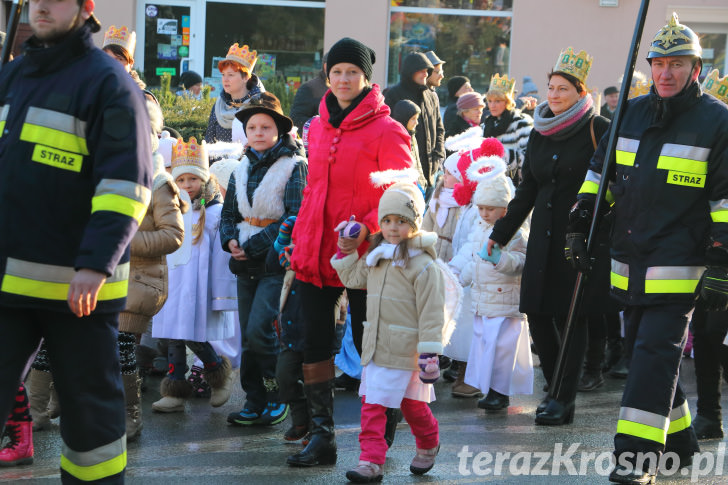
[2, 357, 727, 484]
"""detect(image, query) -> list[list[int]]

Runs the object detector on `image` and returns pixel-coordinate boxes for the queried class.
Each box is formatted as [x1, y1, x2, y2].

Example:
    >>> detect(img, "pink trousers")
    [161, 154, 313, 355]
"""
[359, 396, 439, 465]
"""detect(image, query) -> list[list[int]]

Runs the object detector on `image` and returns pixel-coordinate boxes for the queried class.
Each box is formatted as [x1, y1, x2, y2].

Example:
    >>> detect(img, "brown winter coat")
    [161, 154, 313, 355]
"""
[119, 175, 186, 333]
[331, 232, 445, 371]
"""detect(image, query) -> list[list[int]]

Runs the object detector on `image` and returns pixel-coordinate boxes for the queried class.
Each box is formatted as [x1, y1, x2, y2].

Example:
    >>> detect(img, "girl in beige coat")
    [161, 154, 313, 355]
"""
[118, 101, 187, 441]
[331, 178, 445, 483]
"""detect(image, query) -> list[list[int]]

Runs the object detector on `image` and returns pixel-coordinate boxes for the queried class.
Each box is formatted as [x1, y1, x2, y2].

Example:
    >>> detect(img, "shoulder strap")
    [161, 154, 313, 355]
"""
[589, 117, 597, 151]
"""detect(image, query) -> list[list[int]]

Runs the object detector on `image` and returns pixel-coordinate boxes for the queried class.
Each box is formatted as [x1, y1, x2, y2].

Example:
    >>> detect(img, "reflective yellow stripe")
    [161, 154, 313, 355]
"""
[710, 199, 728, 222]
[21, 107, 88, 155]
[616, 150, 636, 166]
[20, 124, 89, 156]
[91, 194, 148, 224]
[644, 279, 699, 293]
[618, 407, 668, 444]
[617, 420, 667, 444]
[606, 189, 615, 205]
[579, 180, 598, 195]
[657, 156, 707, 175]
[611, 272, 629, 290]
[645, 266, 702, 294]
[92, 179, 151, 225]
[667, 402, 691, 434]
[1, 258, 129, 301]
[0, 105, 8, 137]
[61, 436, 126, 482]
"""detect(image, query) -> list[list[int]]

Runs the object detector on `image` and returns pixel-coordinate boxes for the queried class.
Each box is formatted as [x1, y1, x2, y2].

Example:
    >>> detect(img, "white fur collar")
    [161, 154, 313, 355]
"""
[233, 154, 301, 243]
[366, 243, 423, 268]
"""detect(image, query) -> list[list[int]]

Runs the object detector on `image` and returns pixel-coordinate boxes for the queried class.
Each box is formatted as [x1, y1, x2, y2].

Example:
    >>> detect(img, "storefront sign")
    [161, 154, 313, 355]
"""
[157, 19, 178, 35]
[156, 67, 176, 76]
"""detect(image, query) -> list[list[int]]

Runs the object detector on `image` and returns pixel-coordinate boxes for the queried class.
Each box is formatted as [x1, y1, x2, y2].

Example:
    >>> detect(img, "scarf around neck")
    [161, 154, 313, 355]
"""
[214, 83, 263, 130]
[429, 187, 458, 228]
[326, 86, 372, 129]
[533, 94, 594, 141]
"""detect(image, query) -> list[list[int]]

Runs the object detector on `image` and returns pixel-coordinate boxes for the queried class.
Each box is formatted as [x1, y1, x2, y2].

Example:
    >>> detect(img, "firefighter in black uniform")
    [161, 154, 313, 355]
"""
[0, 0, 152, 483]
[690, 69, 728, 442]
[566, 13, 728, 485]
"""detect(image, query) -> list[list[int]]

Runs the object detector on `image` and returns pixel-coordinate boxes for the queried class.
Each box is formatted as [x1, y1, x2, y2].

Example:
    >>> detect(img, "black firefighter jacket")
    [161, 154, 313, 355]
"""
[0, 26, 153, 314]
[578, 81, 728, 306]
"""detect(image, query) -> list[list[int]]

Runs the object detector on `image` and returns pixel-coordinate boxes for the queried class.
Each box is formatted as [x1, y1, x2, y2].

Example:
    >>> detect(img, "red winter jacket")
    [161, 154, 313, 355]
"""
[291, 84, 413, 288]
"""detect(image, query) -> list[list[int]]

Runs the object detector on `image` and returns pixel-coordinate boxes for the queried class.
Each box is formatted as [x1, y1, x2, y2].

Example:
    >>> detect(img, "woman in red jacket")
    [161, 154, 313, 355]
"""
[287, 38, 413, 468]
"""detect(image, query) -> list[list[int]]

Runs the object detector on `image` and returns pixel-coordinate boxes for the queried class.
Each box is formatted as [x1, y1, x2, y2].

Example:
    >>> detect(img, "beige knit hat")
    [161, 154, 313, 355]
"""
[370, 168, 425, 230]
[468, 155, 514, 207]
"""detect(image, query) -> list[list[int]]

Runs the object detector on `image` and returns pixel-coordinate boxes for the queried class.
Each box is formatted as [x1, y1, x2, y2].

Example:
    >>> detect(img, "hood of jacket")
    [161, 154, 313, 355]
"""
[399, 52, 433, 94]
[319, 84, 392, 131]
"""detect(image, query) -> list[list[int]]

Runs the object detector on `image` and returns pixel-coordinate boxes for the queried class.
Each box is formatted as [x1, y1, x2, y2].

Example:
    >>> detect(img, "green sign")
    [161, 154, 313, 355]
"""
[156, 67, 177, 76]
[178, 46, 189, 57]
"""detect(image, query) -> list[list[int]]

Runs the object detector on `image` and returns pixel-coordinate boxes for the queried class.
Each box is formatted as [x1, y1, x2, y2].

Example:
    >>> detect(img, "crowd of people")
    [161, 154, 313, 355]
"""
[0, 2, 728, 485]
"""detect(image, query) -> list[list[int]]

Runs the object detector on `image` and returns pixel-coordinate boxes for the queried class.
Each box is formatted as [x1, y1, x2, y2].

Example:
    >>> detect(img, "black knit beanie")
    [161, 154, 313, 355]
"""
[447, 76, 470, 98]
[326, 37, 376, 81]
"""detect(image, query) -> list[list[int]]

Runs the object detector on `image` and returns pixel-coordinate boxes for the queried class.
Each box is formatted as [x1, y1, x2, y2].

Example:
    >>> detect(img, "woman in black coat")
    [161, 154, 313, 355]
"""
[486, 50, 613, 425]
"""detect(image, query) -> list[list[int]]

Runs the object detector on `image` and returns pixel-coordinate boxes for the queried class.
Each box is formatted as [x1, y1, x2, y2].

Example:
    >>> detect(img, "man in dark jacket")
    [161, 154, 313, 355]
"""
[570, 13, 728, 485]
[289, 53, 329, 133]
[0, 0, 152, 482]
[384, 52, 445, 197]
[443, 76, 473, 145]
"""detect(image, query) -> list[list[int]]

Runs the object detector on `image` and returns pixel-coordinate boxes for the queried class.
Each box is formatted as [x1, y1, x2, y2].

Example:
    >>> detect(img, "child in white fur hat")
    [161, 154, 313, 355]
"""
[331, 170, 445, 482]
[449, 155, 533, 412]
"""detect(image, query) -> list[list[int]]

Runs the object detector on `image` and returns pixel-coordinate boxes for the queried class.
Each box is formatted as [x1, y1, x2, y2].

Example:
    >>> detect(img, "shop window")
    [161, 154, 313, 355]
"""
[388, 9, 511, 100]
[699, 32, 727, 76]
[204, 2, 324, 96]
[393, 0, 511, 10]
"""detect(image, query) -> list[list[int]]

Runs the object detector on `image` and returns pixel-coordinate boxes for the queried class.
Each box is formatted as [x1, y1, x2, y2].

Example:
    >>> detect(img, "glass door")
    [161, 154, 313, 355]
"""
[136, 1, 203, 88]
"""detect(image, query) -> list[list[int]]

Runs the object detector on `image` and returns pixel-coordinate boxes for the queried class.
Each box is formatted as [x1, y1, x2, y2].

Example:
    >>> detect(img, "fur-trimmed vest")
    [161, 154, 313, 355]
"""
[234, 154, 301, 244]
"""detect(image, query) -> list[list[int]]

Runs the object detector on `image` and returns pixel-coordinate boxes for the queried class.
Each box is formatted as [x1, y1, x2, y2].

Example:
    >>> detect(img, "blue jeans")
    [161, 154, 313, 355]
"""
[237, 272, 284, 410]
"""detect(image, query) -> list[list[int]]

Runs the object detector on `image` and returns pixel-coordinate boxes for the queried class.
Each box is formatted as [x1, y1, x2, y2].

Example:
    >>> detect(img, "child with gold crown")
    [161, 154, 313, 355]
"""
[151, 137, 237, 413]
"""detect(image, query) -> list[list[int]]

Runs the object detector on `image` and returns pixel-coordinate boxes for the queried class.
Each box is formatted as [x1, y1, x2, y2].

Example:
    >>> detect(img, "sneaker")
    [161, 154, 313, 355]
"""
[187, 365, 211, 398]
[227, 407, 262, 426]
[258, 402, 289, 425]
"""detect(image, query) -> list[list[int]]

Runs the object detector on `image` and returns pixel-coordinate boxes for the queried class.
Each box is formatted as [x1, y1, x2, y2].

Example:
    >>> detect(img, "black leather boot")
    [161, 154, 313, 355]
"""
[287, 359, 337, 467]
[535, 399, 574, 425]
[608, 464, 655, 484]
[477, 389, 510, 410]
[384, 408, 403, 448]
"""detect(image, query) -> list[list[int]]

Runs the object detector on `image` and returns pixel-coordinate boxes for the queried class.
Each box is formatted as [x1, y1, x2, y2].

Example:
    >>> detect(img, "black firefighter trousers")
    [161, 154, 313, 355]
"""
[615, 302, 699, 470]
[0, 306, 125, 483]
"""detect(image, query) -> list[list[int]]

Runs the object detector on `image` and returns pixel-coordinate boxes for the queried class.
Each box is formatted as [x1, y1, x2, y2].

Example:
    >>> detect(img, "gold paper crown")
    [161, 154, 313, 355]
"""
[488, 74, 516, 97]
[171, 137, 208, 170]
[103, 25, 136, 55]
[702, 69, 728, 105]
[554, 47, 593, 84]
[225, 43, 258, 71]
[629, 79, 652, 99]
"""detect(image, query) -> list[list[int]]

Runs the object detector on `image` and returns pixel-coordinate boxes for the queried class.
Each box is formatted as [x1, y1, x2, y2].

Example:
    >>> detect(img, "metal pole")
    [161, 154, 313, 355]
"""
[1, 0, 25, 68]
[548, 0, 651, 402]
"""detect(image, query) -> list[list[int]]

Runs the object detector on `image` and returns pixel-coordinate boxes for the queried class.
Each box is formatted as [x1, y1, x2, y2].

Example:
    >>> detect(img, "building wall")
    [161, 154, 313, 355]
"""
[510, 0, 728, 99]
[324, 0, 390, 87]
[93, 1, 137, 49]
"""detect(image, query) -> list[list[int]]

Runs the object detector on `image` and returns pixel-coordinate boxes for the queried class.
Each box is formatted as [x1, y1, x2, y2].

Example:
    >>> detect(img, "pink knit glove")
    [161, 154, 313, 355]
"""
[418, 353, 440, 384]
[334, 215, 362, 259]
